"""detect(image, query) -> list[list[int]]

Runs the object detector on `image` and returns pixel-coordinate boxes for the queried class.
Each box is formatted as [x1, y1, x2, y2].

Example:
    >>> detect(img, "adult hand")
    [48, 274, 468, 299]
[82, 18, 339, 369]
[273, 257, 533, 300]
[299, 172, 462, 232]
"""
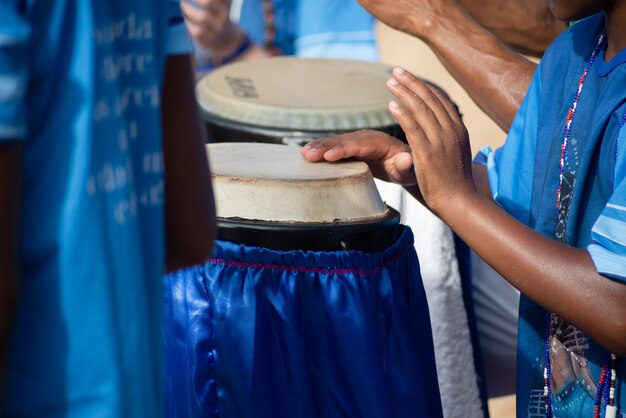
[358, 0, 565, 56]
[181, 0, 236, 51]
[300, 130, 417, 186]
[357, 0, 454, 38]
[385, 66, 476, 214]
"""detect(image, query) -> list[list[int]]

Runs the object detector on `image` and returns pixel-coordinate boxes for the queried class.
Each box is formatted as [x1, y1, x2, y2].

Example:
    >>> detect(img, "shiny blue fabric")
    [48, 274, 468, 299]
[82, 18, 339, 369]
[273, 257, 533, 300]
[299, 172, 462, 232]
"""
[164, 226, 442, 418]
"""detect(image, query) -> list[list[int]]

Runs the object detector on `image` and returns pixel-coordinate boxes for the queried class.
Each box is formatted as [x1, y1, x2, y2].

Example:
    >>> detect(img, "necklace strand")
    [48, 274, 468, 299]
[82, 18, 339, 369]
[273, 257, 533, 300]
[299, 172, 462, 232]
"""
[556, 33, 607, 209]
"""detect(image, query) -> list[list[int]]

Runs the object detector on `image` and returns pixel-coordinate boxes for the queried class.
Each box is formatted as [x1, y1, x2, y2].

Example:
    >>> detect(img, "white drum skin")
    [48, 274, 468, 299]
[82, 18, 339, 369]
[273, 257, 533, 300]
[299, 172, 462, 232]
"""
[207, 142, 388, 223]
[196, 57, 406, 145]
[197, 57, 397, 132]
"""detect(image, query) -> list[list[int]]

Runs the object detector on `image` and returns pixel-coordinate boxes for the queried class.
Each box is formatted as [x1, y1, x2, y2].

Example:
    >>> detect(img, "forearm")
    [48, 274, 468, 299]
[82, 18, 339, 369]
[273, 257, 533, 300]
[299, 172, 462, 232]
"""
[457, 0, 567, 56]
[408, 5, 536, 131]
[438, 190, 626, 355]
[0, 142, 21, 405]
[362, 57, 626, 352]
[182, 0, 270, 78]
[162, 55, 216, 272]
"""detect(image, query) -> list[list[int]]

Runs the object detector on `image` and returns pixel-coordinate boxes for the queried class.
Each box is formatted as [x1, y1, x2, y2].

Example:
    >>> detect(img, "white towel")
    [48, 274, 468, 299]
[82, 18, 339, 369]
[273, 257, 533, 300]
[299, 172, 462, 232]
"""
[471, 251, 519, 397]
[376, 180, 484, 418]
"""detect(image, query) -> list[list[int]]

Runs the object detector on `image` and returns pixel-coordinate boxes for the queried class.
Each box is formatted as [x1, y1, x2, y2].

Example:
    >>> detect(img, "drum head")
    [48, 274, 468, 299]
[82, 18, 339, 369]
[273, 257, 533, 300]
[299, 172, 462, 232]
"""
[196, 57, 397, 133]
[209, 142, 402, 252]
[208, 142, 389, 223]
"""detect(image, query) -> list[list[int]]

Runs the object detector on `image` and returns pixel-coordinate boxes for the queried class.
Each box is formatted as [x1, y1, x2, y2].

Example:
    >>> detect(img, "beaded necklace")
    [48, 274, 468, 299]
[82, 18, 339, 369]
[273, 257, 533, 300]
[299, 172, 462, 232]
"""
[543, 31, 623, 418]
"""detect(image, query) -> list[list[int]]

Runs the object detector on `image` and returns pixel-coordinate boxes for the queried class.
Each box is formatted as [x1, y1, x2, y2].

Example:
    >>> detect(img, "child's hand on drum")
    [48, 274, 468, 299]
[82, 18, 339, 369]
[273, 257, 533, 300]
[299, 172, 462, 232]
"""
[299, 130, 417, 186]
[386, 66, 476, 214]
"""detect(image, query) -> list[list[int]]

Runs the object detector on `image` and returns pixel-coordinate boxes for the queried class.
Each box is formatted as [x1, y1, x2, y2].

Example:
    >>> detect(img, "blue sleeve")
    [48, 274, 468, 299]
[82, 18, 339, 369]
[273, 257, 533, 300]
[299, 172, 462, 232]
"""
[166, 0, 192, 55]
[236, 0, 296, 56]
[294, 0, 377, 61]
[588, 118, 626, 283]
[473, 63, 542, 225]
[0, 3, 30, 140]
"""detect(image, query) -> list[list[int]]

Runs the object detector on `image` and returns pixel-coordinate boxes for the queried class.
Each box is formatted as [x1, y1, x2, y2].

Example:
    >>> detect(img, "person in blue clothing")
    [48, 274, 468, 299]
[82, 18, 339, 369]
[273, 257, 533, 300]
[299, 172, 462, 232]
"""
[301, 0, 626, 416]
[0, 1, 216, 416]
[180, 0, 379, 75]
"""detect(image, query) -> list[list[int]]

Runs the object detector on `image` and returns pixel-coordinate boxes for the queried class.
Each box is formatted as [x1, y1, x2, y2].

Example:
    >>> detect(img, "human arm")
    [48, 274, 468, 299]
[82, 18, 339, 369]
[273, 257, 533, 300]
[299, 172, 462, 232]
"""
[384, 66, 626, 355]
[161, 55, 216, 272]
[358, 0, 542, 131]
[455, 0, 567, 56]
[0, 143, 20, 406]
[180, 0, 268, 75]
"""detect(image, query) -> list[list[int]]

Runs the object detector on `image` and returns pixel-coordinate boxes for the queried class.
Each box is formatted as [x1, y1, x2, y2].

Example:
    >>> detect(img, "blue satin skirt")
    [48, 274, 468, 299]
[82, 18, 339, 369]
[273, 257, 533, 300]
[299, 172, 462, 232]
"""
[164, 226, 442, 418]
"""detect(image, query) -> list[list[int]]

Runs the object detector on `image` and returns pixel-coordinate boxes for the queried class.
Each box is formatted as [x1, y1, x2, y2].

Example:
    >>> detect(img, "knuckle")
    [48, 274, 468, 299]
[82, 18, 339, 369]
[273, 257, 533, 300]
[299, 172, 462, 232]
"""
[405, 122, 421, 134]
[403, 70, 418, 82]
[414, 100, 430, 114]
[422, 90, 439, 106]
[433, 89, 448, 103]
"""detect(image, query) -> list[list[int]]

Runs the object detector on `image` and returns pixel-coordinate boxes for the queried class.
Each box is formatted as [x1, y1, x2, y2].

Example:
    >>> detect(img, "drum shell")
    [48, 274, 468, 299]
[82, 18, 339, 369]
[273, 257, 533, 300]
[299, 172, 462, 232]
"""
[203, 111, 406, 146]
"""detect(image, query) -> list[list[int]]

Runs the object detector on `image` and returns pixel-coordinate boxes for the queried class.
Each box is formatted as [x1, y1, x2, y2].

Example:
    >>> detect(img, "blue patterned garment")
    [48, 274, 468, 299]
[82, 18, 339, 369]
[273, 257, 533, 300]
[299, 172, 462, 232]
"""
[475, 13, 626, 418]
[1, 1, 189, 416]
[233, 0, 377, 60]
[164, 227, 443, 418]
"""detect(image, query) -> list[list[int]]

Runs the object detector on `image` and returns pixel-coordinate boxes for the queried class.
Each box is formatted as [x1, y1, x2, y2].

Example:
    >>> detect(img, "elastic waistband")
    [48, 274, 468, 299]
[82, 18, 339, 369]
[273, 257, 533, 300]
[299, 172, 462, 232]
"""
[207, 225, 416, 275]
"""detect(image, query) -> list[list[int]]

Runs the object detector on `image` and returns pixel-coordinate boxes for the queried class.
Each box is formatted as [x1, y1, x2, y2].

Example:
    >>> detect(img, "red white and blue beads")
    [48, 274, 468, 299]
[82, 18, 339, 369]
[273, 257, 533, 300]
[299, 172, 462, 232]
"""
[556, 33, 606, 210]
[605, 354, 618, 418]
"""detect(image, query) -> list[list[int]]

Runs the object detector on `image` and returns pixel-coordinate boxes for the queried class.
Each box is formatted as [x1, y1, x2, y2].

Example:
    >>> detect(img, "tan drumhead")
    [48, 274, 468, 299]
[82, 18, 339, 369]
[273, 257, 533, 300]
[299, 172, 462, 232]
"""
[196, 57, 397, 131]
[208, 143, 389, 223]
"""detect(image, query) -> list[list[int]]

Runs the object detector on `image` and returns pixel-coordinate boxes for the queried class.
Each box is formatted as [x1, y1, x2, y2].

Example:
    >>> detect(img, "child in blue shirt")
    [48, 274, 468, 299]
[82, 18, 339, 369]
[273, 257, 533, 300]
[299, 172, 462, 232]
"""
[301, 1, 626, 416]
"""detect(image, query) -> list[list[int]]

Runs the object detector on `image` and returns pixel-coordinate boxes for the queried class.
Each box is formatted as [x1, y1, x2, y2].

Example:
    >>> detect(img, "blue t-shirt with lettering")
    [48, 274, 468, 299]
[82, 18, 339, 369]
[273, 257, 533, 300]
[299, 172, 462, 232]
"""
[0, 1, 189, 416]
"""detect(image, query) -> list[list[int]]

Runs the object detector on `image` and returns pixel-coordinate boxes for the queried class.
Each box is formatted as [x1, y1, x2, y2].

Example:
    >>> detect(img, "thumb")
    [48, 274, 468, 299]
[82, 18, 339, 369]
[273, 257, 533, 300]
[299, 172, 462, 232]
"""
[393, 152, 416, 184]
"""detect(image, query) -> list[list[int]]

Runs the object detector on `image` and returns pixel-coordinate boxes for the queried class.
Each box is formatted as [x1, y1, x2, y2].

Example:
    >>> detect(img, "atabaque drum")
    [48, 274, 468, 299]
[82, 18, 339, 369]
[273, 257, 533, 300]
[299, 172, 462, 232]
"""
[163, 143, 443, 418]
[210, 142, 401, 252]
[195, 57, 405, 145]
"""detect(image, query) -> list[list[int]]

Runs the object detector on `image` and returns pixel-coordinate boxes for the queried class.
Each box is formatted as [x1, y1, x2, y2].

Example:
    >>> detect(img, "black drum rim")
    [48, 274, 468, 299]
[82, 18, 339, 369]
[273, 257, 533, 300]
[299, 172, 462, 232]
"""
[203, 111, 407, 145]
[216, 206, 403, 253]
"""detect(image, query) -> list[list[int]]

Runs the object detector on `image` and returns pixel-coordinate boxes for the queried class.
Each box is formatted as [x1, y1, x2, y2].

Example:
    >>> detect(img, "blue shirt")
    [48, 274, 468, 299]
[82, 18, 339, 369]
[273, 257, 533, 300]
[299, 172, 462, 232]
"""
[1, 1, 189, 416]
[234, 0, 378, 61]
[475, 14, 626, 417]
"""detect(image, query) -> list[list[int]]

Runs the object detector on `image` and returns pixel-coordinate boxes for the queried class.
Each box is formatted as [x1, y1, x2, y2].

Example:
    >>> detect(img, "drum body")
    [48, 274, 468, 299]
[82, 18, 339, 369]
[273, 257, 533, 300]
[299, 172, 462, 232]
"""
[196, 57, 406, 145]
[163, 143, 442, 417]
[208, 142, 403, 252]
